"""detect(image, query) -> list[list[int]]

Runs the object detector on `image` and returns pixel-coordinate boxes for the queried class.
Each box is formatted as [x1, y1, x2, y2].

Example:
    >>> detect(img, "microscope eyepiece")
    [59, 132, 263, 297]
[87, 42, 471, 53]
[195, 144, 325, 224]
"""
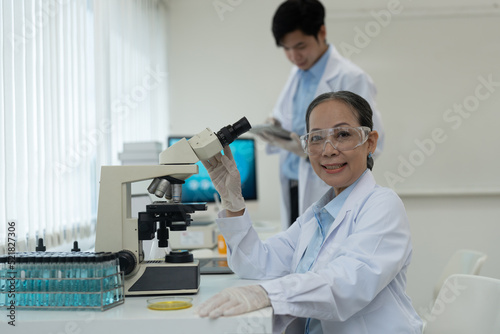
[215, 117, 252, 147]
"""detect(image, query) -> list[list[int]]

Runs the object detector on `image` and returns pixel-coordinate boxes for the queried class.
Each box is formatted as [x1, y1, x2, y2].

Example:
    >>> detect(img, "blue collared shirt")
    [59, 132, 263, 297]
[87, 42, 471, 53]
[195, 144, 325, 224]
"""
[282, 47, 331, 180]
[295, 171, 365, 274]
[295, 170, 366, 333]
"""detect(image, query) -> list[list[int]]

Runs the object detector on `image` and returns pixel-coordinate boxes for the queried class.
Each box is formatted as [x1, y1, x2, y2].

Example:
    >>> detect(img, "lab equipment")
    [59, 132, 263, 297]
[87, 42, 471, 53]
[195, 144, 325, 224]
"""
[198, 257, 233, 275]
[249, 123, 292, 140]
[299, 126, 371, 155]
[169, 221, 218, 250]
[147, 296, 193, 310]
[217, 234, 227, 255]
[95, 117, 251, 296]
[158, 136, 257, 250]
[0, 251, 124, 311]
[166, 137, 257, 203]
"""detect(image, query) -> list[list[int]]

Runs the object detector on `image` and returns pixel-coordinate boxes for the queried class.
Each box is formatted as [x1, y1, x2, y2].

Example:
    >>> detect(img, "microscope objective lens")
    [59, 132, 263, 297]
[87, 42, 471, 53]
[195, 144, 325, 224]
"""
[147, 178, 162, 194]
[172, 184, 182, 203]
[154, 179, 170, 198]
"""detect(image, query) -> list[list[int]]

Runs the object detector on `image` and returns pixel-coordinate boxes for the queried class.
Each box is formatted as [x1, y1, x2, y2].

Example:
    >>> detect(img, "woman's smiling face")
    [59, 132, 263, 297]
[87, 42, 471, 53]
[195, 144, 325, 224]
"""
[307, 99, 378, 195]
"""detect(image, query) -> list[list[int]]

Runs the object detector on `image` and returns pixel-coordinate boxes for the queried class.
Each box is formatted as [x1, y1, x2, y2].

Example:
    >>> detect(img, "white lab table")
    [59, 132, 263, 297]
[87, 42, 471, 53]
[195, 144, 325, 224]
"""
[1, 274, 273, 333]
[2, 220, 281, 333]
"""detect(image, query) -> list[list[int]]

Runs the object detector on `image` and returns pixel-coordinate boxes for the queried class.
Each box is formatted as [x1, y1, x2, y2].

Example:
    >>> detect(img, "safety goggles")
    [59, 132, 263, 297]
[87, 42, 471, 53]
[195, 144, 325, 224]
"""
[300, 126, 371, 155]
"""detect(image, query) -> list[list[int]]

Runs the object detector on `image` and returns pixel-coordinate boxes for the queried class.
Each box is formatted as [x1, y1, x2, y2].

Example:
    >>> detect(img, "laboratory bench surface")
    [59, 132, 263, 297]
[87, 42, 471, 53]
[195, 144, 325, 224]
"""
[0, 275, 273, 333]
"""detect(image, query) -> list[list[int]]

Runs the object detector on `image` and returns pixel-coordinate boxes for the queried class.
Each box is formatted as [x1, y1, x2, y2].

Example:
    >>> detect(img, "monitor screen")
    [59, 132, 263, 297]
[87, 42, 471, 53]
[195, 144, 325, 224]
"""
[167, 136, 257, 203]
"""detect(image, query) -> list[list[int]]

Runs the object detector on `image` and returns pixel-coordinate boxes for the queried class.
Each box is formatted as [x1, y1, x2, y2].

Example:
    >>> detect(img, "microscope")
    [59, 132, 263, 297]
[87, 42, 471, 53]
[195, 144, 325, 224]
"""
[95, 117, 251, 296]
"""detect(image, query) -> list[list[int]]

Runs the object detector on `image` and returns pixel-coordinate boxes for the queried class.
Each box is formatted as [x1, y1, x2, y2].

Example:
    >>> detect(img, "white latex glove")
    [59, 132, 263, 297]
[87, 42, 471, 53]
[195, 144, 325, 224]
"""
[196, 285, 271, 319]
[201, 145, 245, 212]
[258, 130, 307, 158]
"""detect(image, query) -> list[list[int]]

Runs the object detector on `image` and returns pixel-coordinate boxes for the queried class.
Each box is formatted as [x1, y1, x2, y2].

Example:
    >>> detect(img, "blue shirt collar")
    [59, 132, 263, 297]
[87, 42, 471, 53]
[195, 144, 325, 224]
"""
[313, 169, 368, 219]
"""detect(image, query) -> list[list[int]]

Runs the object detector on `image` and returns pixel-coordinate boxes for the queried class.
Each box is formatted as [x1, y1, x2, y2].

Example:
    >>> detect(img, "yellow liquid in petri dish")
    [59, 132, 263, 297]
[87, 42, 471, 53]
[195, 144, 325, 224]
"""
[147, 300, 192, 311]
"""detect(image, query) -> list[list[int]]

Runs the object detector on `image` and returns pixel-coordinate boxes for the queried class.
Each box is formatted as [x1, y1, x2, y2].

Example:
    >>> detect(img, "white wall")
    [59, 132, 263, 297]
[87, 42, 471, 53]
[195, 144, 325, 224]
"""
[164, 0, 500, 311]
[165, 0, 287, 225]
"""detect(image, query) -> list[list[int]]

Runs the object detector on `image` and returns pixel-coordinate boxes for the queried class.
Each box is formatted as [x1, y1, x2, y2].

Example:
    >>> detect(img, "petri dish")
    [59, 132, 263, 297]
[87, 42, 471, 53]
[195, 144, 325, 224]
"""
[147, 297, 193, 311]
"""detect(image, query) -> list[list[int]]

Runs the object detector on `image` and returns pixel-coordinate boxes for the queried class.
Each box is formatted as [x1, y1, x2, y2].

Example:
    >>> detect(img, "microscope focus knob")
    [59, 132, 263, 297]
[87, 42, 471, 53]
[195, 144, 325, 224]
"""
[118, 250, 137, 276]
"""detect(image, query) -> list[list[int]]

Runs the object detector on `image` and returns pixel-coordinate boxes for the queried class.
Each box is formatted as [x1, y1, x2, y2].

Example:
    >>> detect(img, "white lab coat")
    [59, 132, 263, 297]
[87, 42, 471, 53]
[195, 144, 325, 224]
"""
[216, 171, 422, 334]
[269, 44, 385, 229]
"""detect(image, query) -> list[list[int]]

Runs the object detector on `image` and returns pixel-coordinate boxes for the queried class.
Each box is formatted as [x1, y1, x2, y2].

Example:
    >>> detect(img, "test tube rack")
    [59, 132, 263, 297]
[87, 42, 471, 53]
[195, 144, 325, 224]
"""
[0, 251, 125, 311]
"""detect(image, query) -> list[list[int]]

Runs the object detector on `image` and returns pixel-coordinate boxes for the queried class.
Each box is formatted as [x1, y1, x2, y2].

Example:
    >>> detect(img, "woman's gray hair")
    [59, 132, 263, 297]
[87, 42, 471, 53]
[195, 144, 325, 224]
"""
[305, 91, 375, 170]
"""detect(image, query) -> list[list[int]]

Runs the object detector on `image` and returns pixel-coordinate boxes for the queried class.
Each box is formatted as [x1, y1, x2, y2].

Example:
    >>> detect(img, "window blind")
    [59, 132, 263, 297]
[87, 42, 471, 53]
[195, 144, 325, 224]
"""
[1, 0, 169, 253]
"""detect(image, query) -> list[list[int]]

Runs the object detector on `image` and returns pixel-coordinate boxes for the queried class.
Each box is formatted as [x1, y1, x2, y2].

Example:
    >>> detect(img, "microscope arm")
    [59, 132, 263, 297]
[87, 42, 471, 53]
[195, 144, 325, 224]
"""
[95, 164, 198, 258]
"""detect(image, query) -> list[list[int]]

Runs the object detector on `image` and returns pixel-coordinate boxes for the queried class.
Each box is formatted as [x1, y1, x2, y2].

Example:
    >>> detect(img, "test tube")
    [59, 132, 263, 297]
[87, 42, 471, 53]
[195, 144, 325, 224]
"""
[112, 253, 122, 302]
[48, 255, 58, 306]
[106, 253, 116, 305]
[64, 255, 74, 306]
[73, 255, 82, 306]
[56, 256, 65, 307]
[88, 254, 98, 307]
[8, 253, 20, 306]
[0, 255, 7, 306]
[101, 252, 117, 305]
[24, 255, 34, 306]
[41, 256, 51, 306]
[31, 254, 40, 306]
[18, 255, 28, 306]
[93, 253, 102, 307]
[98, 253, 108, 305]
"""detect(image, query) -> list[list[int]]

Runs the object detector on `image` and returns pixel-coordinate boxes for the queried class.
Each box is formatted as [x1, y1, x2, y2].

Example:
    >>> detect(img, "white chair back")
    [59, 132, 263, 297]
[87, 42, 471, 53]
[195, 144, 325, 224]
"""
[433, 249, 487, 299]
[424, 274, 500, 334]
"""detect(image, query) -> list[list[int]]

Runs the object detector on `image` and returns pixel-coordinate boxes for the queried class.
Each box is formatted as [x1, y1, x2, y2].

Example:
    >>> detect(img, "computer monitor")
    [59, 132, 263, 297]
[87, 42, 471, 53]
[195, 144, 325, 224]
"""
[167, 136, 257, 203]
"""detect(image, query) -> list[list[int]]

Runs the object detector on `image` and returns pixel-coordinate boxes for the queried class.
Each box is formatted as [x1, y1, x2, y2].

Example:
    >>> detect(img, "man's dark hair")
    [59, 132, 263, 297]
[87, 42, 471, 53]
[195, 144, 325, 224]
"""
[272, 0, 325, 46]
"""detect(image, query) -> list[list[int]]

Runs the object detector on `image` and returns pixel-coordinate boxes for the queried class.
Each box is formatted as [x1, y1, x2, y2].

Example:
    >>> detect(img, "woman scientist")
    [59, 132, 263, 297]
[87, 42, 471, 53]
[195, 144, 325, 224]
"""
[197, 91, 423, 334]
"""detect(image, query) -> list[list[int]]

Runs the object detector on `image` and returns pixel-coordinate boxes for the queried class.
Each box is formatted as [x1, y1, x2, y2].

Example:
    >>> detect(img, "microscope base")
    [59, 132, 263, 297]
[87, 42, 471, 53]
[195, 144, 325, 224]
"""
[124, 260, 200, 296]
